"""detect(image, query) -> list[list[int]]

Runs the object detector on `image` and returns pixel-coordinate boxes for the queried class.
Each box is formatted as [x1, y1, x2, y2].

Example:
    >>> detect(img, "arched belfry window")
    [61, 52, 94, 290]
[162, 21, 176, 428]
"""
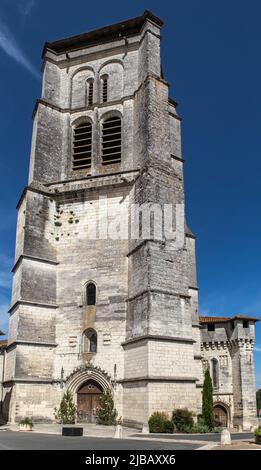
[87, 79, 94, 106]
[83, 329, 97, 353]
[211, 358, 219, 389]
[72, 122, 92, 170]
[86, 282, 96, 306]
[102, 76, 108, 103]
[102, 116, 122, 165]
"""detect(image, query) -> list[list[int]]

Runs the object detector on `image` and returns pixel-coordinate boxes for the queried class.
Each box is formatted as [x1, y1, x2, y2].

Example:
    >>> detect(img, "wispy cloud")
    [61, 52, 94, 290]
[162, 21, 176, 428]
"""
[0, 15, 39, 78]
[255, 346, 261, 353]
[200, 283, 261, 319]
[18, 0, 36, 18]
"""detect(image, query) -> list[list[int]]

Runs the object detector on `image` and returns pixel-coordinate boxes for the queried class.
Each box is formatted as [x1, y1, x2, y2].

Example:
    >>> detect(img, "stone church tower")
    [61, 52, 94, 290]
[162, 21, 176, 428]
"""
[1, 11, 257, 429]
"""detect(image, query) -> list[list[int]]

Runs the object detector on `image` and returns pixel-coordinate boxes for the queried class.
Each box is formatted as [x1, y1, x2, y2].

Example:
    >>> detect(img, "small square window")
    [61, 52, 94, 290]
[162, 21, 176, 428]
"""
[243, 320, 249, 329]
[207, 323, 215, 332]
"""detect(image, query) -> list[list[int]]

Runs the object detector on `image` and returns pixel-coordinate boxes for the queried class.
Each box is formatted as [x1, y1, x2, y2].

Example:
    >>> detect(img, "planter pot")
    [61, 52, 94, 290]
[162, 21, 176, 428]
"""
[255, 435, 261, 445]
[19, 424, 33, 431]
[62, 426, 83, 436]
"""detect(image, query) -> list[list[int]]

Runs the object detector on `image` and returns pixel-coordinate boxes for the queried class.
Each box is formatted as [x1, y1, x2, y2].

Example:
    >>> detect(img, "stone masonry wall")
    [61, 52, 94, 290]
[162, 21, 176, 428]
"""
[4, 14, 207, 425]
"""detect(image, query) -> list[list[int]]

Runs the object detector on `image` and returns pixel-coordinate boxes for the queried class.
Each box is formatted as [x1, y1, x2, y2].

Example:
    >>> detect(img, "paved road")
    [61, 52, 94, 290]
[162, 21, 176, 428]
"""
[133, 432, 254, 442]
[0, 430, 253, 450]
[0, 431, 202, 450]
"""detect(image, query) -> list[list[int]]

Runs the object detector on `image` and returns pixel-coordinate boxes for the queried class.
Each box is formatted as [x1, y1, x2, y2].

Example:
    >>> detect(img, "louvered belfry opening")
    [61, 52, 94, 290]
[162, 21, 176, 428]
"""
[102, 116, 121, 165]
[102, 78, 108, 103]
[73, 122, 92, 170]
[88, 81, 94, 106]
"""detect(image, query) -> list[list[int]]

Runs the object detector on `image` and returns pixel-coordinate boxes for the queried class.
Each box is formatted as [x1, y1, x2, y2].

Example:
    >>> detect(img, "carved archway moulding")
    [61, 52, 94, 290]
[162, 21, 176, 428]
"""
[213, 397, 230, 410]
[213, 400, 231, 424]
[65, 365, 112, 394]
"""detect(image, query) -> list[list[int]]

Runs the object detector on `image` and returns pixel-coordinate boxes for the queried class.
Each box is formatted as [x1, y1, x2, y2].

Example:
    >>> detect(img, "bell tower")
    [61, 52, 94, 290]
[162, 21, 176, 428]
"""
[3, 11, 202, 425]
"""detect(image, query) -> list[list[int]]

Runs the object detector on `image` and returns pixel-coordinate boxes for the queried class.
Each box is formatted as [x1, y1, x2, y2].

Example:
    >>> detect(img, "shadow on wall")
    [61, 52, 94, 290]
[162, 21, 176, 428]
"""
[0, 389, 12, 423]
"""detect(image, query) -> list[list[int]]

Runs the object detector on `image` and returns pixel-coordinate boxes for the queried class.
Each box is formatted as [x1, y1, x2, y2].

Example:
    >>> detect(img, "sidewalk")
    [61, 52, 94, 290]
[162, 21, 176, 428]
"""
[2, 423, 259, 450]
[214, 440, 261, 450]
[4, 422, 136, 439]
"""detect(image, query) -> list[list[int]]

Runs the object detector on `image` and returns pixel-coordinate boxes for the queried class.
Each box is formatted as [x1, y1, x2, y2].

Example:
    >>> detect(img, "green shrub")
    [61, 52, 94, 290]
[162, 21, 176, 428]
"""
[96, 391, 117, 425]
[192, 423, 210, 433]
[254, 426, 261, 436]
[213, 426, 223, 433]
[181, 424, 194, 433]
[148, 412, 174, 433]
[19, 417, 33, 427]
[148, 412, 167, 433]
[172, 408, 194, 432]
[164, 420, 175, 433]
[54, 390, 76, 424]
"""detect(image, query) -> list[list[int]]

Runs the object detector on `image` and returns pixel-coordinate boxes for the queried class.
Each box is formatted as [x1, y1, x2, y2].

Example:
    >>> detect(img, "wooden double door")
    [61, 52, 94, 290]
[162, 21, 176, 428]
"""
[77, 380, 103, 423]
[214, 405, 228, 427]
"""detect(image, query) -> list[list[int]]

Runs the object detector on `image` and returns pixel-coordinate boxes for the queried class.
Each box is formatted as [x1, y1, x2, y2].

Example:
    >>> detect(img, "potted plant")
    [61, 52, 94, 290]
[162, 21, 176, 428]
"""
[54, 390, 84, 436]
[96, 391, 117, 425]
[54, 390, 76, 425]
[254, 426, 261, 444]
[19, 417, 33, 431]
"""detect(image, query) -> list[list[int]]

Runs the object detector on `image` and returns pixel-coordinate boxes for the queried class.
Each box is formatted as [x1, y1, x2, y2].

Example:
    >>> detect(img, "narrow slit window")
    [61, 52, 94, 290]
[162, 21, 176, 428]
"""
[86, 282, 96, 306]
[102, 77, 108, 103]
[102, 116, 121, 165]
[72, 122, 92, 170]
[87, 81, 94, 106]
[212, 358, 219, 388]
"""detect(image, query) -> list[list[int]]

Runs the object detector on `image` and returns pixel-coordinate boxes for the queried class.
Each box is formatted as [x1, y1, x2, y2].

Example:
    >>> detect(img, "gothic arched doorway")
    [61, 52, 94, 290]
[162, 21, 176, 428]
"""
[77, 379, 103, 423]
[214, 404, 228, 427]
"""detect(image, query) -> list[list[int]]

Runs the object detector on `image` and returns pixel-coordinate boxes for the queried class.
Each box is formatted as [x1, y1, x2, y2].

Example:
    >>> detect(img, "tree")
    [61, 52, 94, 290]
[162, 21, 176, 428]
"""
[202, 368, 215, 430]
[256, 389, 261, 415]
[54, 390, 76, 424]
[96, 390, 117, 425]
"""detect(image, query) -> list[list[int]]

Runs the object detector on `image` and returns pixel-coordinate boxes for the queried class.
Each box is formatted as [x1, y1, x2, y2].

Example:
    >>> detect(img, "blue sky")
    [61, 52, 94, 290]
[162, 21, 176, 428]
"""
[0, 0, 261, 387]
